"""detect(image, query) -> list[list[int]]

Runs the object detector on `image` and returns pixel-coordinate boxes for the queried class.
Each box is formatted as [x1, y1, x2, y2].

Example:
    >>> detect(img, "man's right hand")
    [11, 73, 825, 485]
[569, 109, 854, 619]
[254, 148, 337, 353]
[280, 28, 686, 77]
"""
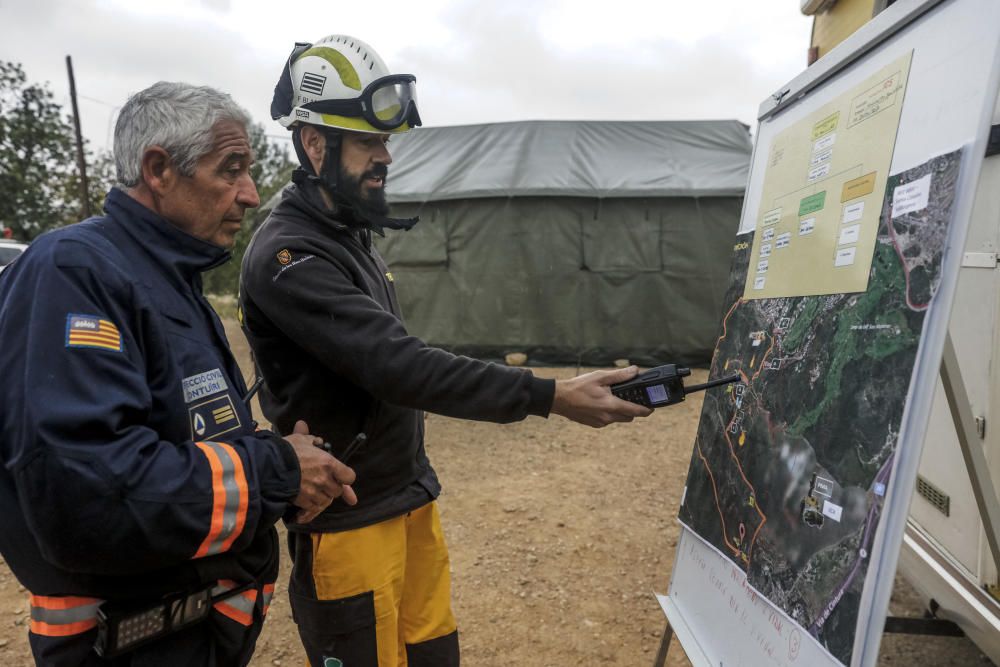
[550, 365, 654, 428]
[284, 419, 357, 523]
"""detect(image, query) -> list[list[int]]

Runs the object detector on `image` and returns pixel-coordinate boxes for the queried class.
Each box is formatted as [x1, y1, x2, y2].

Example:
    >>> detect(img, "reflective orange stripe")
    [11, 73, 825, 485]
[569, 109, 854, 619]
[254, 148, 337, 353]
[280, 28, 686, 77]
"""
[194, 442, 226, 558]
[213, 601, 253, 626]
[28, 595, 103, 637]
[215, 442, 249, 554]
[193, 442, 249, 558]
[262, 583, 275, 615]
[212, 585, 257, 627]
[29, 595, 101, 610]
[30, 619, 98, 636]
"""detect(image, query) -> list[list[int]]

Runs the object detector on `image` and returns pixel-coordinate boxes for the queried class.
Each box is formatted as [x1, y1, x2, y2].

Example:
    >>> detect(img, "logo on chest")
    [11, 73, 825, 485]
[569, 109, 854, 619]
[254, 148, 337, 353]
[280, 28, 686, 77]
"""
[189, 394, 241, 440]
[182, 368, 229, 404]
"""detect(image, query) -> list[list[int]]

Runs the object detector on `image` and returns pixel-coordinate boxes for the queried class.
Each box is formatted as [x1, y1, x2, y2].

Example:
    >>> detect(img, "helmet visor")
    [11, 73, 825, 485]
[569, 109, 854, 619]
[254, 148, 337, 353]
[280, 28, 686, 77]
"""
[301, 74, 422, 132]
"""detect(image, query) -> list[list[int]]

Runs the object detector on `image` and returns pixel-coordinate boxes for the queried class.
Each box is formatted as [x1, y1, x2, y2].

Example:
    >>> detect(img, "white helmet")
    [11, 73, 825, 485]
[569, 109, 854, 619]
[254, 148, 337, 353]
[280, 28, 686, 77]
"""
[271, 35, 421, 134]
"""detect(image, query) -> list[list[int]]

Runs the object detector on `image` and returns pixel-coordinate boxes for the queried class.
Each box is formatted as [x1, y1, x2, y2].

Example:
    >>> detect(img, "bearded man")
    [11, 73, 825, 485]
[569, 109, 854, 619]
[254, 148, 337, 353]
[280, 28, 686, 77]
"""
[239, 35, 650, 667]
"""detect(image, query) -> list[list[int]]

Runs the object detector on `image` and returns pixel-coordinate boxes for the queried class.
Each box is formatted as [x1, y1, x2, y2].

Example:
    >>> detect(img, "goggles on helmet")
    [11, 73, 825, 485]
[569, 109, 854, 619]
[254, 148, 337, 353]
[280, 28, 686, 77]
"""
[301, 74, 422, 132]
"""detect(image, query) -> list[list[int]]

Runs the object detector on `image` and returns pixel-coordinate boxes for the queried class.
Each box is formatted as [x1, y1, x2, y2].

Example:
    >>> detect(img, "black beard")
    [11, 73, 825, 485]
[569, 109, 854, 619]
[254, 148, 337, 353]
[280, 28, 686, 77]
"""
[337, 165, 390, 218]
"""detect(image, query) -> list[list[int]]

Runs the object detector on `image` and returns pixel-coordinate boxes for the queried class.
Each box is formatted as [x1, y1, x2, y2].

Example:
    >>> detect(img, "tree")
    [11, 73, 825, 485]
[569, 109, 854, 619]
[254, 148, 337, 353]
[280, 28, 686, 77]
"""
[202, 124, 294, 297]
[0, 61, 81, 240]
[247, 123, 295, 209]
[64, 148, 116, 219]
[0, 60, 292, 294]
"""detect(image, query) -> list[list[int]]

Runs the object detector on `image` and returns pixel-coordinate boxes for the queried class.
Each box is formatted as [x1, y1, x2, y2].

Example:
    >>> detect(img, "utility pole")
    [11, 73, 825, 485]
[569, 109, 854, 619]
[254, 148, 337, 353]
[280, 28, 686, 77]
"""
[65, 55, 91, 218]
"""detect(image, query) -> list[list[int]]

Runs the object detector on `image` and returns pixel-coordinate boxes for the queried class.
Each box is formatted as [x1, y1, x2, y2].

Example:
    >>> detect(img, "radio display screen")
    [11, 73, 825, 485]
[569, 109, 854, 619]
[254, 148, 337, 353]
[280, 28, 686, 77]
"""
[646, 384, 668, 404]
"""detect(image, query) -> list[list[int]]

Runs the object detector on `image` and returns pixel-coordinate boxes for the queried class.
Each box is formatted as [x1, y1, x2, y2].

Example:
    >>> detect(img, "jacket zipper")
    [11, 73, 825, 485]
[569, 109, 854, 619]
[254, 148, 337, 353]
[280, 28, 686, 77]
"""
[344, 231, 398, 316]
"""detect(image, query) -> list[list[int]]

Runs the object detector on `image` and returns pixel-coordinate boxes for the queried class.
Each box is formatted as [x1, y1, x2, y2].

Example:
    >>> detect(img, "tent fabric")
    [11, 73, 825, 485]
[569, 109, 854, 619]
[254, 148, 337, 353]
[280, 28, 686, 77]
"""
[259, 120, 752, 366]
[378, 196, 744, 367]
[369, 120, 751, 366]
[383, 120, 752, 202]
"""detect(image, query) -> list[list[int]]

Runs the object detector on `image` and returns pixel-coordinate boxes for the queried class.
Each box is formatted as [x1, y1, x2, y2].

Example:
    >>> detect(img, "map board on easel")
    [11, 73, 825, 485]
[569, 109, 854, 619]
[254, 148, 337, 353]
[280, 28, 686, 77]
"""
[661, 1, 1000, 666]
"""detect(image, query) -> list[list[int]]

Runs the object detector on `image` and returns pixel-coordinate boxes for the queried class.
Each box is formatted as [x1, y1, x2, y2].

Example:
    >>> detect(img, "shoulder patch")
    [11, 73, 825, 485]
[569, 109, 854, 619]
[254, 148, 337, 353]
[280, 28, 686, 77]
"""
[189, 394, 241, 439]
[277, 249, 292, 265]
[183, 368, 230, 403]
[66, 314, 122, 352]
[272, 253, 316, 282]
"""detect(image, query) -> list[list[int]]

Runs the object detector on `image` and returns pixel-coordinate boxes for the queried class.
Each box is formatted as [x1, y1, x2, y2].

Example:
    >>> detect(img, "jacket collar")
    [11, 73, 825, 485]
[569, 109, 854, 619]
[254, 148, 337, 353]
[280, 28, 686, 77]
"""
[104, 187, 231, 283]
[280, 177, 352, 235]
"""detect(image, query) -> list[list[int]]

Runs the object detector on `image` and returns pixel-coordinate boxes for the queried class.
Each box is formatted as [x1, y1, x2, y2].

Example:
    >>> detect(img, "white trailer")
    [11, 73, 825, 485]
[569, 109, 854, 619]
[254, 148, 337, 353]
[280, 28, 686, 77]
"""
[901, 117, 1000, 662]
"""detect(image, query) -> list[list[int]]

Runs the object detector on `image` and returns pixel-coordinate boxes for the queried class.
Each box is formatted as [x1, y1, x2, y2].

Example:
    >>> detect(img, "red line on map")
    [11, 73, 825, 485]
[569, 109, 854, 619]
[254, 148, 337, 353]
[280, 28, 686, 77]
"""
[721, 416, 768, 545]
[716, 298, 744, 348]
[748, 516, 767, 560]
[695, 441, 740, 557]
[695, 299, 770, 563]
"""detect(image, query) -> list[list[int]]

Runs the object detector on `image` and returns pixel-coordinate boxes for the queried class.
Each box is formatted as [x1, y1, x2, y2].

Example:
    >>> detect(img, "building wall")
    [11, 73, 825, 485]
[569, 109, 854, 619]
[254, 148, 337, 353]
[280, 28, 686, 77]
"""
[810, 0, 879, 60]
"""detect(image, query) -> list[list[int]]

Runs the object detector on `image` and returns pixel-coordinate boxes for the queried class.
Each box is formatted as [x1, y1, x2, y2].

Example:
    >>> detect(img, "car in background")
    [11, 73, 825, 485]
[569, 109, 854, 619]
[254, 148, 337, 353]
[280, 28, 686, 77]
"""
[0, 240, 28, 274]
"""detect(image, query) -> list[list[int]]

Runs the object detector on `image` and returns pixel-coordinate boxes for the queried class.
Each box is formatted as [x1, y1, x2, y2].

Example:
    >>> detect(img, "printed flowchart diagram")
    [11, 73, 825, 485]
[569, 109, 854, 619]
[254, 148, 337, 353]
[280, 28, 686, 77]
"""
[744, 52, 913, 300]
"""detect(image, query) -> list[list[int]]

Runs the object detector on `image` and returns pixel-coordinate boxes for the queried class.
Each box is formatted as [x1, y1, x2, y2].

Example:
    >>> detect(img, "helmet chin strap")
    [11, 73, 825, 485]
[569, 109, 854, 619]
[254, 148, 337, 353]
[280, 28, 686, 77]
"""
[291, 125, 342, 194]
[318, 127, 343, 194]
[290, 127, 311, 175]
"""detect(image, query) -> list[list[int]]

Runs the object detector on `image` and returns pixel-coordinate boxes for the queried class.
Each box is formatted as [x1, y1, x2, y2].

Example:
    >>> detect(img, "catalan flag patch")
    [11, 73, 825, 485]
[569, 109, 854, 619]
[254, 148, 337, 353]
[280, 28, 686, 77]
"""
[65, 314, 122, 352]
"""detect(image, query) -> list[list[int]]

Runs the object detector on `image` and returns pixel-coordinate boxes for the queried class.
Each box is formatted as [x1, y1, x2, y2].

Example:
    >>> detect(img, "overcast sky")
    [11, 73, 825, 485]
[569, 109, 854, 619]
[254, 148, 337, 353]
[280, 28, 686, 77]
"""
[2, 0, 814, 153]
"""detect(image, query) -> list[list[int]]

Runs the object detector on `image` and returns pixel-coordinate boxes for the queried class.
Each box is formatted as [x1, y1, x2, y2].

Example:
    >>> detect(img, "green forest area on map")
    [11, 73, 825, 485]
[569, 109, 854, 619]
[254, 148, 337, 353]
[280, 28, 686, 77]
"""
[678, 149, 962, 665]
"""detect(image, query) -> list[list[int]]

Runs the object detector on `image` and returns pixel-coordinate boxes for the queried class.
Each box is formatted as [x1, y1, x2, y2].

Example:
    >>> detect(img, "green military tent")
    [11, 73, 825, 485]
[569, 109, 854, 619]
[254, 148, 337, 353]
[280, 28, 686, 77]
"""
[372, 119, 752, 366]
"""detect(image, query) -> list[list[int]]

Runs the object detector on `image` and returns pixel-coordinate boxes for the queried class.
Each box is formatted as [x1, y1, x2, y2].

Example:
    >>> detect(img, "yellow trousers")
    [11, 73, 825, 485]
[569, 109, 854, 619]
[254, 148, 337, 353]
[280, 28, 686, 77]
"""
[288, 502, 459, 667]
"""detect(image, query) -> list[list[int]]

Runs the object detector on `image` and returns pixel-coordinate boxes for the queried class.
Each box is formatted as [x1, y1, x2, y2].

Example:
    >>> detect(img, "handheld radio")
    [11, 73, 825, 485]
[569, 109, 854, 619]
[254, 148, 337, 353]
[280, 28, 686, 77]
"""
[610, 364, 741, 409]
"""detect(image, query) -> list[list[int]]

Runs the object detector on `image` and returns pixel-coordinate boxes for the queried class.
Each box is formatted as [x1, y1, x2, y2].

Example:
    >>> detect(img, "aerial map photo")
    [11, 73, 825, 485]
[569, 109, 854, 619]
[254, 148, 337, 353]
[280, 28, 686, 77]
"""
[678, 148, 963, 665]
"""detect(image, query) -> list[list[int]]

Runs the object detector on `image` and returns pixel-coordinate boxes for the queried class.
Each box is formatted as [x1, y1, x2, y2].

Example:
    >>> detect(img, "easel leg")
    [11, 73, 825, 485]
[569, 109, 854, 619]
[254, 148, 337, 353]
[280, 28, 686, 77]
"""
[652, 621, 674, 667]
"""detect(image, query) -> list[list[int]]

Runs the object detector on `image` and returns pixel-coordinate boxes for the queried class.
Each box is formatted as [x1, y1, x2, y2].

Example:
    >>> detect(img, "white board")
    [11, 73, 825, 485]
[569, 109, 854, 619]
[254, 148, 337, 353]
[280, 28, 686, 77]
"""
[665, 1, 1000, 665]
[664, 530, 834, 667]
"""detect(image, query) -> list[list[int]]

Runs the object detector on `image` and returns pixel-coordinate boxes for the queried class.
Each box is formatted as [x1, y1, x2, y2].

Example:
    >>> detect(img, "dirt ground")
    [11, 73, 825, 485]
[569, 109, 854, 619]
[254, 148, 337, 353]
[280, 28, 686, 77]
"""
[0, 320, 993, 666]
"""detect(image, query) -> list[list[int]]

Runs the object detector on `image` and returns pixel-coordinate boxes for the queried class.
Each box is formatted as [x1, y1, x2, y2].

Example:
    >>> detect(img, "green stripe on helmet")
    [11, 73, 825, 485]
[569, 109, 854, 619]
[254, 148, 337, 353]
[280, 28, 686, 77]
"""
[318, 112, 411, 134]
[296, 46, 362, 91]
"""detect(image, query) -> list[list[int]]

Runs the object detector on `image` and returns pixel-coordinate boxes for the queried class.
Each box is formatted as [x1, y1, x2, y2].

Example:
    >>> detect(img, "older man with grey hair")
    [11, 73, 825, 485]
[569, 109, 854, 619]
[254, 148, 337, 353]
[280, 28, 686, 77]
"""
[0, 81, 357, 666]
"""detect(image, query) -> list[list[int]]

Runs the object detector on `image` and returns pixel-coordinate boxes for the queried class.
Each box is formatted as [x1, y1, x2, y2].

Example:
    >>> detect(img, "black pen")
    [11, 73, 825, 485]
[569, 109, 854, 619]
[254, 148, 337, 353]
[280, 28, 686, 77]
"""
[321, 432, 367, 464]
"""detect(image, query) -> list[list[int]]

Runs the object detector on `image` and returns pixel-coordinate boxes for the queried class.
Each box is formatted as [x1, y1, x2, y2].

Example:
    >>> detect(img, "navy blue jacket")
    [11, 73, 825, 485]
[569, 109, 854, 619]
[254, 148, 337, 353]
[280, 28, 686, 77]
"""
[0, 188, 301, 602]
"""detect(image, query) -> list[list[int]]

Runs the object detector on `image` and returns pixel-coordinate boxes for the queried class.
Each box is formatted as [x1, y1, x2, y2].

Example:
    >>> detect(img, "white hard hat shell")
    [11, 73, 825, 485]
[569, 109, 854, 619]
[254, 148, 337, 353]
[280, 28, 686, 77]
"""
[278, 35, 408, 134]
